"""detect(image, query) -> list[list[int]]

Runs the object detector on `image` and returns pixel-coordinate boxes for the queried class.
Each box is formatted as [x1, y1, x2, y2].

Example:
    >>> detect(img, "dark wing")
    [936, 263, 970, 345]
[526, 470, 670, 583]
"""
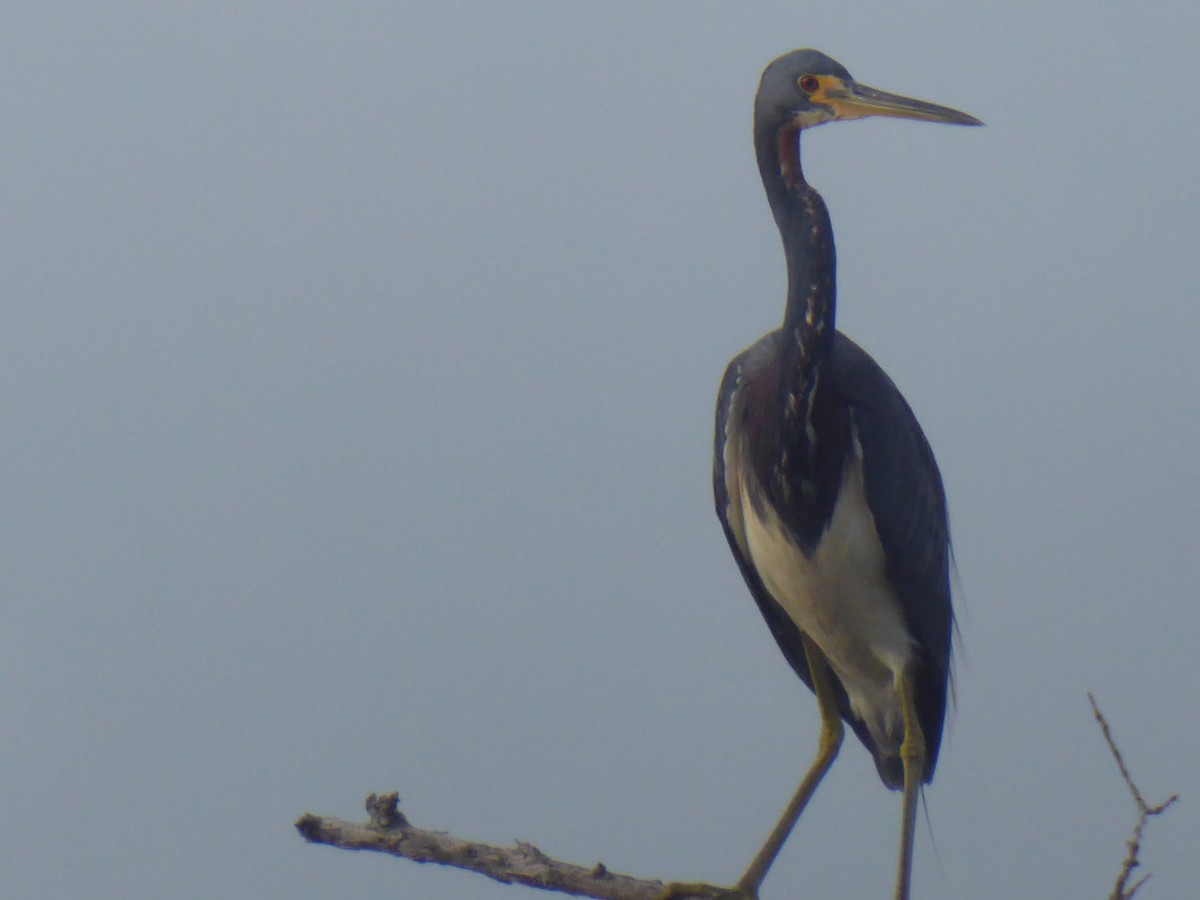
[829, 332, 954, 781]
[713, 334, 885, 776]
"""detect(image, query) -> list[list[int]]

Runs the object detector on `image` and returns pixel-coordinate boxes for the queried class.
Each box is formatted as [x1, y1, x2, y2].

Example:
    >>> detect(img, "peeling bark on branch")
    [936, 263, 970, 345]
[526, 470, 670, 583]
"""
[296, 792, 680, 900]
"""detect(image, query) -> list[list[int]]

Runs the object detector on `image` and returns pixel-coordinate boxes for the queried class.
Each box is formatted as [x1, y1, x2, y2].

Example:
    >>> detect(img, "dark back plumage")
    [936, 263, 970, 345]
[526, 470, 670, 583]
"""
[715, 331, 951, 787]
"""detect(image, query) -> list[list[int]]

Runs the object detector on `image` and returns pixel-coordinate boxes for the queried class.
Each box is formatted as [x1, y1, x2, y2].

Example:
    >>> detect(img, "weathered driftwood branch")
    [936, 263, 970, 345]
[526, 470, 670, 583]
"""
[296, 792, 691, 900]
[1088, 693, 1179, 900]
[299, 698, 1177, 899]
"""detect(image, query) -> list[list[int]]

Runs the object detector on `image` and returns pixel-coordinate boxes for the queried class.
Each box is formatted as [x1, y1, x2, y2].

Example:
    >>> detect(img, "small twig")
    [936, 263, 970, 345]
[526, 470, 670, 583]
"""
[297, 792, 703, 900]
[1088, 694, 1179, 900]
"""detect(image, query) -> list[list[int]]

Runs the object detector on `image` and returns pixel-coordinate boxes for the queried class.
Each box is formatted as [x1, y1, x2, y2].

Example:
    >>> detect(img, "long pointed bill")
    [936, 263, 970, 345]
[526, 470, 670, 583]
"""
[828, 81, 982, 126]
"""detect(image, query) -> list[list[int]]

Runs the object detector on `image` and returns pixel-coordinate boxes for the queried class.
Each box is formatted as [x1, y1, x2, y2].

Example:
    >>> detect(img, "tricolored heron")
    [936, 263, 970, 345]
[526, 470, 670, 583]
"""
[706, 50, 979, 900]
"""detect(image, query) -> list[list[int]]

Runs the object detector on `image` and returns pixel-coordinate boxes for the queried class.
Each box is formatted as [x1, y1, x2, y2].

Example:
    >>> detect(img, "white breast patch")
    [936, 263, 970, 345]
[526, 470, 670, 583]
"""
[730, 423, 914, 750]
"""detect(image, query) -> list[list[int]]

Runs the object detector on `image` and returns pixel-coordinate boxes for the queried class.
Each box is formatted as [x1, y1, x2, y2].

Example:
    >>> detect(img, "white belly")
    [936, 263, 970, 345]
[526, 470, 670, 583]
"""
[740, 443, 914, 748]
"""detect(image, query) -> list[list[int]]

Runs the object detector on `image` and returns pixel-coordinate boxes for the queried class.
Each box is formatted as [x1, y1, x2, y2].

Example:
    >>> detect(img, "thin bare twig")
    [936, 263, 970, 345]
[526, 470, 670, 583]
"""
[1088, 694, 1179, 900]
[296, 792, 704, 900]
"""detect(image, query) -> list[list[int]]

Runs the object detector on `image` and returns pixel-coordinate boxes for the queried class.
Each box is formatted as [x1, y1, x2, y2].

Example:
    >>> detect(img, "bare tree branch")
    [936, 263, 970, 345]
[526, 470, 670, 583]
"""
[296, 792, 701, 900]
[1088, 694, 1179, 900]
[299, 698, 1179, 899]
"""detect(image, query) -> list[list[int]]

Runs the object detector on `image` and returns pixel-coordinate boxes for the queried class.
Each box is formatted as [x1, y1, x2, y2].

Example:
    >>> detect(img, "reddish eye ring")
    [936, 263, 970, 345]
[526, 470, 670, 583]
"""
[798, 74, 820, 94]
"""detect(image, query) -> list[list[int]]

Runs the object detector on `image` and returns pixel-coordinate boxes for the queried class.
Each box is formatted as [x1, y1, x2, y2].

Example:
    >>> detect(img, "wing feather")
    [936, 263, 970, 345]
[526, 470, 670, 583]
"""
[829, 332, 953, 779]
[714, 336, 891, 780]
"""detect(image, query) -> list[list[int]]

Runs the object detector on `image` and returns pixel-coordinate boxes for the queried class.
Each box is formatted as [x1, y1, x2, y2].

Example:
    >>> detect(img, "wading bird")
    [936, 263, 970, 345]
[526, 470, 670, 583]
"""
[704, 50, 979, 900]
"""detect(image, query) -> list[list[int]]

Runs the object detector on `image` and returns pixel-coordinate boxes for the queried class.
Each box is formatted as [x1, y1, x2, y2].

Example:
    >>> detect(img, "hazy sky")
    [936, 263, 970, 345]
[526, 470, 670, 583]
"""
[5, 4, 1198, 899]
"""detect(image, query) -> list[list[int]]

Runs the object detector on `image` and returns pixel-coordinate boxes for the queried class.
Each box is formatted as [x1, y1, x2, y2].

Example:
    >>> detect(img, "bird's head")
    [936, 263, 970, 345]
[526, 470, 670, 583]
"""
[755, 49, 982, 133]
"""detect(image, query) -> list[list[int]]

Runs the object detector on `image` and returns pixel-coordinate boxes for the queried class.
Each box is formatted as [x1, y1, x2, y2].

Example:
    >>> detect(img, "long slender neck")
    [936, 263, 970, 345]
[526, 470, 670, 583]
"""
[752, 119, 843, 523]
[754, 121, 837, 366]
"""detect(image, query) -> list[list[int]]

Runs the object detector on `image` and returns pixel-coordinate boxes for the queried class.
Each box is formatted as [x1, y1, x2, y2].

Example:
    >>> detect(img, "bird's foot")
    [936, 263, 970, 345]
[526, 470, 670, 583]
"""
[658, 881, 756, 900]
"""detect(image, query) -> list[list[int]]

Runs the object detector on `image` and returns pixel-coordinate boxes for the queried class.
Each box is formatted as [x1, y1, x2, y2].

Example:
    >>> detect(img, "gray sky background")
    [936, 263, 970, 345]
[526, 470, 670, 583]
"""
[5, 3, 1199, 898]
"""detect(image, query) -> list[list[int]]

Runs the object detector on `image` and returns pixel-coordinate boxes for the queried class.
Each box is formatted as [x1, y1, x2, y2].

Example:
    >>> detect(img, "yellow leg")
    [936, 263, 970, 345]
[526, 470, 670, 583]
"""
[893, 668, 926, 900]
[660, 635, 842, 900]
[734, 634, 843, 896]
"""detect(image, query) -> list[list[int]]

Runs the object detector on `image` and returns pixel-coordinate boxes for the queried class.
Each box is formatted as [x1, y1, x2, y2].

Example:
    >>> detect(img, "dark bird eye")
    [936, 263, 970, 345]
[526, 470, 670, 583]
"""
[798, 75, 820, 93]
